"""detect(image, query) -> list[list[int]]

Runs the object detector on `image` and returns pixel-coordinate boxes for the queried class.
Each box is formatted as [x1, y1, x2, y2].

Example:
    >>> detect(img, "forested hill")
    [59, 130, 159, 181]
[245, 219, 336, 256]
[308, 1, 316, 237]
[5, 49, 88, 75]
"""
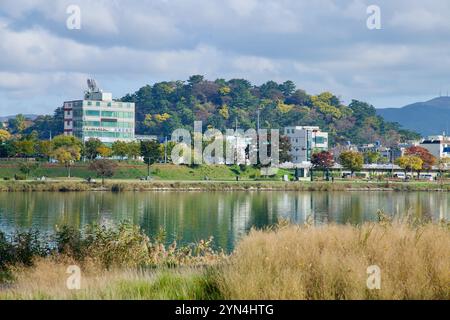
[121, 75, 420, 145]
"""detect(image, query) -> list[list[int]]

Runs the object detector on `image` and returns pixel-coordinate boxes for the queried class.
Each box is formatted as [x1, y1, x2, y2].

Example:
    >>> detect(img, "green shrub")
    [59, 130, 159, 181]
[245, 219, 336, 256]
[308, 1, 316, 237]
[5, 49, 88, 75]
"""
[0, 230, 49, 271]
[14, 174, 26, 181]
[52, 222, 223, 269]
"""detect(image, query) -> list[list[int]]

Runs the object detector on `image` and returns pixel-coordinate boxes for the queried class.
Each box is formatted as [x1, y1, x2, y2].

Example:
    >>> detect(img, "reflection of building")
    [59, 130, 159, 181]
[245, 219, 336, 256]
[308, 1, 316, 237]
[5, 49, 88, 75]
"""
[284, 126, 328, 163]
[64, 80, 135, 145]
[420, 135, 450, 159]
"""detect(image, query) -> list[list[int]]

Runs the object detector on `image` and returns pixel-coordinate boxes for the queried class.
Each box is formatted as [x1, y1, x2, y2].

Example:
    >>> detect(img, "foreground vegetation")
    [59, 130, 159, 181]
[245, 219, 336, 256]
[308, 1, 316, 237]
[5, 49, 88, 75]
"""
[220, 218, 449, 300]
[0, 218, 448, 300]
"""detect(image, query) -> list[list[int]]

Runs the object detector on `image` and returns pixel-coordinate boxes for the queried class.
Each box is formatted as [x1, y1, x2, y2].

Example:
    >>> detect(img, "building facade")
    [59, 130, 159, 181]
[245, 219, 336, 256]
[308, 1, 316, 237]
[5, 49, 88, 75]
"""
[64, 82, 135, 145]
[420, 135, 450, 159]
[284, 126, 328, 163]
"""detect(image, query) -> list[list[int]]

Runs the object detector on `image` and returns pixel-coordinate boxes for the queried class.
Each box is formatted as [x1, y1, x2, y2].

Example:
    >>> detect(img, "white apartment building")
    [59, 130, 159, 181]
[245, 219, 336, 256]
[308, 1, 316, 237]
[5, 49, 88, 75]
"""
[64, 79, 135, 146]
[284, 126, 328, 164]
[420, 135, 450, 159]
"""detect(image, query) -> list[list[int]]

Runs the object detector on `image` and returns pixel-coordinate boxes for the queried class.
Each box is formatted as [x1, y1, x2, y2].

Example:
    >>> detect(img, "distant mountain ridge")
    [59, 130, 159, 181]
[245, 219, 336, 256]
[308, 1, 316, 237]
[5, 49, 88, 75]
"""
[377, 97, 450, 137]
[0, 114, 39, 122]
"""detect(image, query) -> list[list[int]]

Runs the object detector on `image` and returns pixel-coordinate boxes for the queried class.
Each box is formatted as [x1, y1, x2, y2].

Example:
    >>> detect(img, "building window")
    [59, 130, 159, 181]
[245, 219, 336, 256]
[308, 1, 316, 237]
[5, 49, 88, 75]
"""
[85, 110, 100, 116]
[315, 137, 326, 144]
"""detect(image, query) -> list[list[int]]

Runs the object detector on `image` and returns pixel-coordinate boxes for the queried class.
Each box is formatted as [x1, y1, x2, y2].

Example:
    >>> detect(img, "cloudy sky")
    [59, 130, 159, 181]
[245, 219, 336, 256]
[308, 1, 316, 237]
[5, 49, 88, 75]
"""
[0, 0, 449, 115]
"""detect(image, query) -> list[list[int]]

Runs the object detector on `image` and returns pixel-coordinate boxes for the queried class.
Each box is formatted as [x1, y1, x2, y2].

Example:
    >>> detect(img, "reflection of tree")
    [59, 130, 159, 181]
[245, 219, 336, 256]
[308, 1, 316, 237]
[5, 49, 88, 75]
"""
[338, 194, 363, 225]
[249, 193, 270, 229]
[0, 191, 447, 254]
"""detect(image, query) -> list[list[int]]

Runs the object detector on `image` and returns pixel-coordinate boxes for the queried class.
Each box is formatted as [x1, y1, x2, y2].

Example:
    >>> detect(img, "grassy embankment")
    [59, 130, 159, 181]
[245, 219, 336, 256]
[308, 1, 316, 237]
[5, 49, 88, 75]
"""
[1, 162, 448, 191]
[0, 179, 448, 192]
[0, 162, 284, 181]
[1, 217, 449, 300]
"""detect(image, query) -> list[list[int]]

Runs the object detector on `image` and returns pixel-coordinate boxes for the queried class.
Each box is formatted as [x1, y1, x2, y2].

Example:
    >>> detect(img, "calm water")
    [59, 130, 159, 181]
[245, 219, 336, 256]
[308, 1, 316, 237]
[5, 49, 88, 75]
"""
[0, 191, 448, 251]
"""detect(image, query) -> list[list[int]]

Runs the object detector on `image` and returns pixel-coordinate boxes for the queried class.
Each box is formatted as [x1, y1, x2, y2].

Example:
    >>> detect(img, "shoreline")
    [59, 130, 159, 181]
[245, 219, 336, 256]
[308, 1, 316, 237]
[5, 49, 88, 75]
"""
[0, 180, 449, 192]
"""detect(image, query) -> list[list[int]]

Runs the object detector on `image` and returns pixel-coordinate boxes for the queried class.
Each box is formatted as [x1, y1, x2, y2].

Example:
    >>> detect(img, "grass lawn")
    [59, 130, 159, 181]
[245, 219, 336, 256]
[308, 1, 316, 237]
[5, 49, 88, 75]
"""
[0, 162, 292, 181]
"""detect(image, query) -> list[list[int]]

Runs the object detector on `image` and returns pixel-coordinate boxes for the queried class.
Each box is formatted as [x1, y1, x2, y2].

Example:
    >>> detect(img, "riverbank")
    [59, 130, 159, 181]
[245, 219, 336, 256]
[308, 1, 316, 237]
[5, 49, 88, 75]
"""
[0, 179, 449, 192]
[1, 220, 448, 300]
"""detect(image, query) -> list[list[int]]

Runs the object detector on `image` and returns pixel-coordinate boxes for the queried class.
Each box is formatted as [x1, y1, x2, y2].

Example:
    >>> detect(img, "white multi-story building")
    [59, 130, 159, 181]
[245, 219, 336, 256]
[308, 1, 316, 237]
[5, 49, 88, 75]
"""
[420, 135, 450, 159]
[284, 126, 328, 164]
[64, 79, 135, 146]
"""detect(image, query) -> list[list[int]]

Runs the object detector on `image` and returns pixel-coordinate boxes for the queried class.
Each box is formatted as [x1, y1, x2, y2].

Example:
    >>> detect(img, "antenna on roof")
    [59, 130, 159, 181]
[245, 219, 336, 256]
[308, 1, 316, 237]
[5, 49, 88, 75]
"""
[87, 78, 99, 92]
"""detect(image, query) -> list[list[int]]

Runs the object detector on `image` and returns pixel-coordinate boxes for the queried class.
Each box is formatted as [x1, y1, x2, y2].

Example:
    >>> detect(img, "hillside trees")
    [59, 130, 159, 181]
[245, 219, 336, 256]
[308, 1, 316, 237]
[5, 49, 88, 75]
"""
[118, 77, 418, 147]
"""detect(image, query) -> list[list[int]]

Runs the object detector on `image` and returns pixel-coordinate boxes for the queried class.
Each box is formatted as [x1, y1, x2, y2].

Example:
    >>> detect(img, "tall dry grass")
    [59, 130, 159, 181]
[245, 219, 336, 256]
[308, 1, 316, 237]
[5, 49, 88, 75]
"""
[1, 219, 448, 300]
[219, 221, 450, 300]
[1, 258, 220, 300]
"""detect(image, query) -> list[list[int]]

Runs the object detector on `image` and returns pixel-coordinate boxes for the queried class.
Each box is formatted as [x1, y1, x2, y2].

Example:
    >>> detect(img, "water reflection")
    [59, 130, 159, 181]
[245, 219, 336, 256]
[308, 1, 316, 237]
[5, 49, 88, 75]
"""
[0, 191, 448, 251]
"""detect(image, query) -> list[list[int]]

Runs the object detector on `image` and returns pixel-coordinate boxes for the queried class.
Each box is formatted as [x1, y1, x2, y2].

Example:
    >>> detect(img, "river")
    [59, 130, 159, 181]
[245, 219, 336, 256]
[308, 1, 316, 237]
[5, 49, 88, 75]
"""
[0, 191, 448, 251]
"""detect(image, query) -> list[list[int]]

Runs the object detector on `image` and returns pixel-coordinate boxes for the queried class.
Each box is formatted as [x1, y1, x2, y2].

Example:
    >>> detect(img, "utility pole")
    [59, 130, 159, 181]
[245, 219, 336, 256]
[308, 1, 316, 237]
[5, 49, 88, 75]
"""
[164, 136, 168, 163]
[257, 109, 260, 133]
[256, 108, 261, 166]
[235, 118, 238, 164]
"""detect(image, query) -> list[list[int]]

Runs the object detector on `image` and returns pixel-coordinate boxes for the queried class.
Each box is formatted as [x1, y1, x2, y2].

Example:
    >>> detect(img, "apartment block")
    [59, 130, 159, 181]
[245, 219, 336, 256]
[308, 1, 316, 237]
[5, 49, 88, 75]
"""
[64, 81, 135, 145]
[284, 126, 328, 163]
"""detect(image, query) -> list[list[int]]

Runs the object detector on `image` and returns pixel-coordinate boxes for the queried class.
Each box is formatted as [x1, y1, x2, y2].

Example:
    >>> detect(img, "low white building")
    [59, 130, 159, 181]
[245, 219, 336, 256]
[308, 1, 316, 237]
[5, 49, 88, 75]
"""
[420, 135, 450, 159]
[284, 126, 328, 164]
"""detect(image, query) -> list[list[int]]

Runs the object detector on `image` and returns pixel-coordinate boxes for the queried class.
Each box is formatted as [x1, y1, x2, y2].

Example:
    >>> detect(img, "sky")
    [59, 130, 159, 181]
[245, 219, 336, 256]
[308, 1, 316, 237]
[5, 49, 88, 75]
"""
[0, 0, 449, 116]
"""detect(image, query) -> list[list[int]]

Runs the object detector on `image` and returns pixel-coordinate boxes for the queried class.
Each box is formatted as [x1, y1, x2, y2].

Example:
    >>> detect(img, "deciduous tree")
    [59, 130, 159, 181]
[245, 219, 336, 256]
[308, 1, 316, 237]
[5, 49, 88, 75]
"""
[88, 159, 117, 185]
[51, 146, 81, 178]
[0, 129, 11, 142]
[395, 155, 423, 178]
[84, 138, 103, 160]
[405, 146, 436, 172]
[339, 151, 363, 176]
[97, 145, 112, 158]
[140, 140, 161, 178]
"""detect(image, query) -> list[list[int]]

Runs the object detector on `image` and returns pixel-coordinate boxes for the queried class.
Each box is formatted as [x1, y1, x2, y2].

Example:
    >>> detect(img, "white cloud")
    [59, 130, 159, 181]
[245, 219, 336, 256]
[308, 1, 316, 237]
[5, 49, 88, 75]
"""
[0, 0, 449, 114]
[390, 3, 450, 31]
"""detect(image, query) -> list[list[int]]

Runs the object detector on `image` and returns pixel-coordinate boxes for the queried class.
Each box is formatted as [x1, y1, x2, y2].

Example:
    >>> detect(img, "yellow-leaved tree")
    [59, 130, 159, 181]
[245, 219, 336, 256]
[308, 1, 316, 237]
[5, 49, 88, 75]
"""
[52, 146, 81, 178]
[395, 155, 423, 177]
[0, 129, 11, 142]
